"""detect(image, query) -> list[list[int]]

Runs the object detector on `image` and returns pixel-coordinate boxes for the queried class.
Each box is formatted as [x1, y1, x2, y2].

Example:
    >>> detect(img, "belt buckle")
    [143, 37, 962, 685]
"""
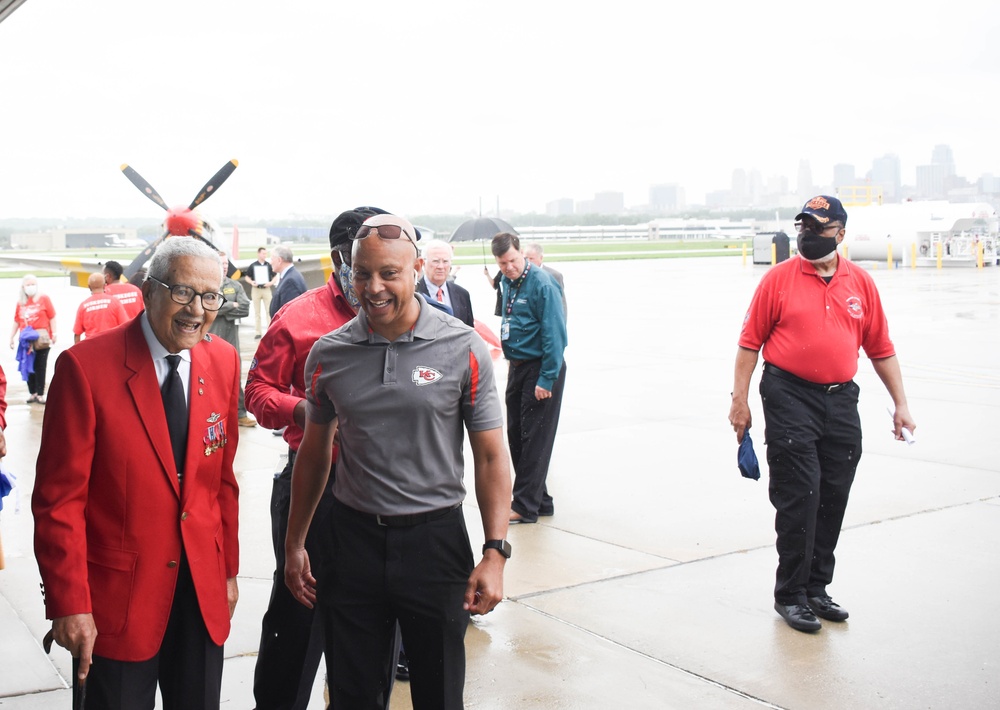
[376, 514, 387, 527]
[825, 383, 843, 393]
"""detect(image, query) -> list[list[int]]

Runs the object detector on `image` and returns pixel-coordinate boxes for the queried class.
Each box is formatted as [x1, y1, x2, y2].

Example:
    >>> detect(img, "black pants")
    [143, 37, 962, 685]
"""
[761, 370, 863, 605]
[323, 499, 471, 710]
[29, 346, 50, 396]
[253, 453, 335, 710]
[506, 359, 566, 521]
[85, 558, 223, 710]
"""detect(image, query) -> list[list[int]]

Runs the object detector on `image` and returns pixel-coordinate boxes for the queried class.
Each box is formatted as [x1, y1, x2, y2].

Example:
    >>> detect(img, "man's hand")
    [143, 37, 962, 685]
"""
[51, 613, 97, 683]
[463, 553, 505, 615]
[227, 577, 239, 618]
[729, 397, 752, 444]
[284, 546, 317, 609]
[0, 428, 7, 458]
[534, 385, 552, 401]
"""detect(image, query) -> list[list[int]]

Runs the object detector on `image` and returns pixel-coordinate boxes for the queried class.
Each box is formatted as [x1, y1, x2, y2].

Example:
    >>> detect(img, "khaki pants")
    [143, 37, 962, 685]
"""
[252, 286, 273, 335]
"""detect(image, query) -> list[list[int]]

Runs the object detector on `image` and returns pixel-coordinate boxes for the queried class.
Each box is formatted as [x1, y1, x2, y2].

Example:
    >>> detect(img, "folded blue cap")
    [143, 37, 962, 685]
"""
[738, 431, 760, 480]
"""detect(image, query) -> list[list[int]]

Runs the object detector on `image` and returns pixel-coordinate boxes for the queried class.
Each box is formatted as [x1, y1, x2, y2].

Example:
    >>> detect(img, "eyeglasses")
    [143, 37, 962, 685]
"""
[148, 276, 226, 311]
[795, 221, 842, 234]
[353, 223, 419, 255]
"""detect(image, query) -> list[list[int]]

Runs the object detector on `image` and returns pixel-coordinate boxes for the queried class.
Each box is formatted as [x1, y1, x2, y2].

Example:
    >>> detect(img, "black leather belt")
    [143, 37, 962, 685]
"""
[509, 358, 540, 368]
[764, 362, 852, 394]
[341, 501, 462, 528]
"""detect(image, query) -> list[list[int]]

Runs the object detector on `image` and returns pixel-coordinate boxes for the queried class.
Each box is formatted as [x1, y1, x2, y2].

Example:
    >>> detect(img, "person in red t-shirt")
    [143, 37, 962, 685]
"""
[74, 273, 128, 343]
[729, 195, 917, 633]
[103, 261, 144, 320]
[9, 275, 57, 403]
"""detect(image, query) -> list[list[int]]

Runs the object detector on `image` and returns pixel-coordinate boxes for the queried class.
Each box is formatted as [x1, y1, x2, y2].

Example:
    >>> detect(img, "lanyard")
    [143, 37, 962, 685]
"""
[504, 262, 531, 319]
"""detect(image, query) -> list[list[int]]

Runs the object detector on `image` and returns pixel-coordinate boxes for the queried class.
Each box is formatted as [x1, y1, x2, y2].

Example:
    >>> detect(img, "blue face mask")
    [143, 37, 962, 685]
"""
[338, 261, 360, 309]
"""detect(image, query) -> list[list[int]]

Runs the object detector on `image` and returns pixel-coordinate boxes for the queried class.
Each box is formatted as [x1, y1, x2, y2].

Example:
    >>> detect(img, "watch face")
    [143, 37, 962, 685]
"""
[484, 539, 511, 558]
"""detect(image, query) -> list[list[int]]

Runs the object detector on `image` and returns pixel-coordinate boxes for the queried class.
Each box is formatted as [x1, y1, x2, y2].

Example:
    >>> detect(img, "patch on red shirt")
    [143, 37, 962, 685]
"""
[845, 296, 863, 319]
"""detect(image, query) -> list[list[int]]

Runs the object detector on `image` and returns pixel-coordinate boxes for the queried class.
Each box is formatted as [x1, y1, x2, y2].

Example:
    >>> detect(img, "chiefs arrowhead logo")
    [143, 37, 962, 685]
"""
[412, 366, 443, 386]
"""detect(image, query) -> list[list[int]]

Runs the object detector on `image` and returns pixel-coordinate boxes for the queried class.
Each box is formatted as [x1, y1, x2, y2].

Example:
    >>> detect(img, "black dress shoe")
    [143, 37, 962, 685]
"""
[774, 601, 821, 632]
[807, 595, 849, 621]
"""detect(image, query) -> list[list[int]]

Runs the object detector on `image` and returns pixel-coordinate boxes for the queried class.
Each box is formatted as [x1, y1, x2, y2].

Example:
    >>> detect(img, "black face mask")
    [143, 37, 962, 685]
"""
[797, 229, 839, 260]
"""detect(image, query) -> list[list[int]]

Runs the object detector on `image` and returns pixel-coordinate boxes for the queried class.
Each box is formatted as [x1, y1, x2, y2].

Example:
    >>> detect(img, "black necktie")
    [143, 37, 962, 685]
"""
[162, 354, 188, 482]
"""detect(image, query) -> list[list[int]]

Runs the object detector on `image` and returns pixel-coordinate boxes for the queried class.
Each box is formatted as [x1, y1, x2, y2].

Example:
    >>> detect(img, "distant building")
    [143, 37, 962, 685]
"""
[833, 163, 856, 189]
[593, 191, 625, 215]
[546, 198, 574, 217]
[649, 184, 685, 212]
[931, 144, 955, 177]
[979, 174, 1000, 195]
[797, 160, 814, 200]
[871, 154, 901, 202]
[916, 164, 947, 198]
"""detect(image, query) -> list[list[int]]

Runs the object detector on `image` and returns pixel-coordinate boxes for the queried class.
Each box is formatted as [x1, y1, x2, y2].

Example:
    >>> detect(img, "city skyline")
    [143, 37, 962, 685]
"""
[1, 1, 997, 221]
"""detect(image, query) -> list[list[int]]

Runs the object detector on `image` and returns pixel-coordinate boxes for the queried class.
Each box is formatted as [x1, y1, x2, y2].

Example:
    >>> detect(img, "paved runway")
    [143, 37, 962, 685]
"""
[0, 256, 997, 708]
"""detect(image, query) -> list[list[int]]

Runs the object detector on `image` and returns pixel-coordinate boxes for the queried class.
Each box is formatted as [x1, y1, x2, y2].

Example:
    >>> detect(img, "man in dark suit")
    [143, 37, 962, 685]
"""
[523, 242, 567, 322]
[416, 239, 475, 327]
[269, 245, 308, 318]
[32, 237, 241, 709]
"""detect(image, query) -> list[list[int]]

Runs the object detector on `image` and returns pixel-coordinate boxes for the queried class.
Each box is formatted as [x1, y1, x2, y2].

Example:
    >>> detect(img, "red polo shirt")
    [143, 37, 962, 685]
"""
[739, 256, 895, 384]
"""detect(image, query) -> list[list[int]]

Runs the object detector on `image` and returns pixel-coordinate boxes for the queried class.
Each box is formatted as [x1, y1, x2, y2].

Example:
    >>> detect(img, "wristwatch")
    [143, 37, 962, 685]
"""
[482, 539, 512, 559]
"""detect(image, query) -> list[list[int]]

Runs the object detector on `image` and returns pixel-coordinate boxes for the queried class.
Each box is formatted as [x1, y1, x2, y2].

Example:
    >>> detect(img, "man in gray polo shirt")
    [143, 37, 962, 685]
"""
[284, 213, 512, 709]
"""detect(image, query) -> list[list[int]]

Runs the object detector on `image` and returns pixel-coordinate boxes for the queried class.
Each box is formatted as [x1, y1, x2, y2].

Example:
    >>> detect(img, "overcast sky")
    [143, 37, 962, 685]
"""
[1, 0, 997, 221]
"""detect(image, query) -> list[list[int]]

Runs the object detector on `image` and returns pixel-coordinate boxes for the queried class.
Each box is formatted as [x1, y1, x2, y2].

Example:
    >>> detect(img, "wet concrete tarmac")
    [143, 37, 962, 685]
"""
[0, 256, 998, 708]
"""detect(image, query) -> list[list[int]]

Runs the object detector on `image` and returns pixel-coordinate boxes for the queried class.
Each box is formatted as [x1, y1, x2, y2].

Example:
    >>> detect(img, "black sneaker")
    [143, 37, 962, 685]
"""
[774, 601, 821, 632]
[807, 594, 849, 621]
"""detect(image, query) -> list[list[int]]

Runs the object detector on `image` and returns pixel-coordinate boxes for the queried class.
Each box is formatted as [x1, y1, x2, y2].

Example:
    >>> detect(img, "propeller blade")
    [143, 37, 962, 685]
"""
[124, 231, 169, 280]
[121, 164, 169, 210]
[188, 159, 239, 210]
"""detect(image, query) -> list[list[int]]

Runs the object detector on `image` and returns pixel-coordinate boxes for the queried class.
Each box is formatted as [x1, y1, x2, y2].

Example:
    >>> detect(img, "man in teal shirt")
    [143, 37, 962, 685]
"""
[491, 232, 568, 524]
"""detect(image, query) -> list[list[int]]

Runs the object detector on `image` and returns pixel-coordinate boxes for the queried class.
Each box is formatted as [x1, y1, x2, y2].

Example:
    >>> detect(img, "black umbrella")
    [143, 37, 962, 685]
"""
[449, 216, 518, 242]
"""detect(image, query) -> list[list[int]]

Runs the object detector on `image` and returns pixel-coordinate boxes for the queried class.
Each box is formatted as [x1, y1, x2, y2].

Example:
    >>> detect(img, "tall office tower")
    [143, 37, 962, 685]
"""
[731, 168, 748, 206]
[871, 154, 901, 201]
[546, 198, 574, 217]
[833, 163, 856, 188]
[797, 160, 814, 199]
[931, 144, 955, 177]
[916, 164, 946, 198]
[649, 184, 685, 212]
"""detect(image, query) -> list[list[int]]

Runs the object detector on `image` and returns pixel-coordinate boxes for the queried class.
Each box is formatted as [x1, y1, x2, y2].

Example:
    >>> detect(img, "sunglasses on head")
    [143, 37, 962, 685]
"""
[353, 223, 419, 254]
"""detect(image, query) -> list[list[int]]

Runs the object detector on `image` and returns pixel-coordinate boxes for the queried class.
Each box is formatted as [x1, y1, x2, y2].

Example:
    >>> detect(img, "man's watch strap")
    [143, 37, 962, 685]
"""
[482, 539, 511, 559]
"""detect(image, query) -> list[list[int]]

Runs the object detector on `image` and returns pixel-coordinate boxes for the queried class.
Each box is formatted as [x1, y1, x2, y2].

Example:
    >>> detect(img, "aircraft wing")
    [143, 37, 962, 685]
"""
[0, 254, 103, 288]
[0, 251, 336, 291]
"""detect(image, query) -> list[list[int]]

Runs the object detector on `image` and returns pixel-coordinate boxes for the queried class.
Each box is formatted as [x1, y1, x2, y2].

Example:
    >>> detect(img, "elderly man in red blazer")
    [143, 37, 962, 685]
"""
[32, 237, 241, 710]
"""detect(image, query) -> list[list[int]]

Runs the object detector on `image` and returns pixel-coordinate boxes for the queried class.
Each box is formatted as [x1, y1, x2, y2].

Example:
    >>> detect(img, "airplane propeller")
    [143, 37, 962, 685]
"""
[119, 160, 239, 279]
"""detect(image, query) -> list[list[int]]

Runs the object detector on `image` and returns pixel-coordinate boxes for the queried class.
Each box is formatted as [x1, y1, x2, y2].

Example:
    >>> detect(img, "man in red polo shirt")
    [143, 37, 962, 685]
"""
[103, 261, 144, 320]
[729, 195, 916, 633]
[73, 273, 127, 342]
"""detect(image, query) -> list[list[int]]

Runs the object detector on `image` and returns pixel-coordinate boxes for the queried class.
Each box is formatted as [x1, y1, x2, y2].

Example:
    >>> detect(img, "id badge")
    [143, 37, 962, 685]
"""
[500, 320, 510, 341]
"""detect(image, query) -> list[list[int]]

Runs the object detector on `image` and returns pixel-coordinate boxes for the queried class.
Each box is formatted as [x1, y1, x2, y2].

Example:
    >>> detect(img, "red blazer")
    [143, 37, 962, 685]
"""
[32, 317, 240, 661]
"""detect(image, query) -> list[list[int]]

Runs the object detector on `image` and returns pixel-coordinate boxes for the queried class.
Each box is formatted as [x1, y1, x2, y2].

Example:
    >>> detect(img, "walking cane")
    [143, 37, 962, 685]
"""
[43, 629, 87, 709]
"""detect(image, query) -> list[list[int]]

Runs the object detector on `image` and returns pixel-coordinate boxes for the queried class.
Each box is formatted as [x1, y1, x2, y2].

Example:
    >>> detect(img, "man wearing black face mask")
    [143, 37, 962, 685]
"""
[728, 195, 916, 633]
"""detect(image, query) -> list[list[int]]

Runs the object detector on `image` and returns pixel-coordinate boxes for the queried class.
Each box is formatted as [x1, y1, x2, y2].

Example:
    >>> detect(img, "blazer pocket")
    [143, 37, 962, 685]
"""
[87, 544, 138, 637]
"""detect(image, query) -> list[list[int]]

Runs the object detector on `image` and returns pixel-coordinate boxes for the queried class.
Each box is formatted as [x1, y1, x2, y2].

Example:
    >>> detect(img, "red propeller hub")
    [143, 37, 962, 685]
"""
[164, 206, 203, 236]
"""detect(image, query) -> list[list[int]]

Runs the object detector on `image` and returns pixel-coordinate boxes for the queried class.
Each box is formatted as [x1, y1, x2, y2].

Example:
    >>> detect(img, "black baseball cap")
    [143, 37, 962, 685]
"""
[795, 195, 848, 226]
[329, 206, 390, 251]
